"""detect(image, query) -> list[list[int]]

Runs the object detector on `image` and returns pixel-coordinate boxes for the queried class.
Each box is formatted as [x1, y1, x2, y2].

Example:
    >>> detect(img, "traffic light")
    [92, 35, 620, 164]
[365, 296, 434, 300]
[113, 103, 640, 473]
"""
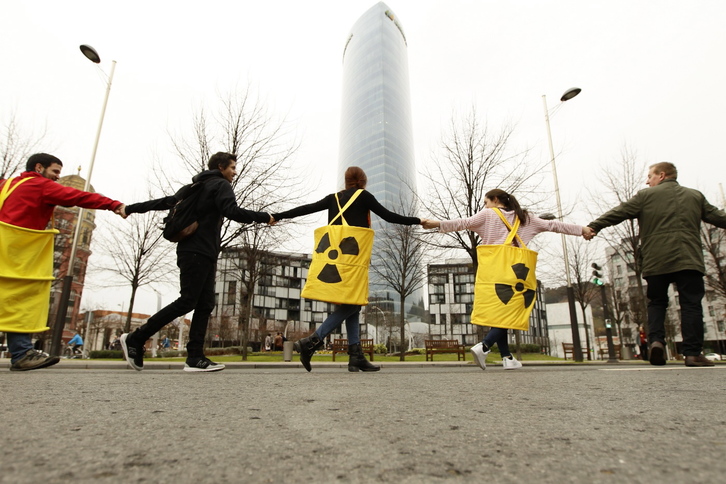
[591, 263, 604, 286]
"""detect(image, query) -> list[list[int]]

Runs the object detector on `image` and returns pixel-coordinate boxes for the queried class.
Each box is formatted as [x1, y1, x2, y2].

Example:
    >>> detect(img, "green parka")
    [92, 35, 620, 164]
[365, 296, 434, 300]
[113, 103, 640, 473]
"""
[588, 178, 726, 278]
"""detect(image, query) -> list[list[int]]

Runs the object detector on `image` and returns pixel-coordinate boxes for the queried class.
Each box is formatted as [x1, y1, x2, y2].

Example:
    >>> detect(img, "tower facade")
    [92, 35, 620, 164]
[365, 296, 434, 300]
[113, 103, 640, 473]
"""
[338, 2, 419, 314]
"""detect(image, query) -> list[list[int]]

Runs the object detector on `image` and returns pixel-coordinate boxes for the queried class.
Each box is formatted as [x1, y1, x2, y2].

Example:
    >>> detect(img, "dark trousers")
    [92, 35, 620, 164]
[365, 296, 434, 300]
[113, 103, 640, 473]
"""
[132, 252, 216, 358]
[645, 270, 705, 357]
[483, 327, 511, 357]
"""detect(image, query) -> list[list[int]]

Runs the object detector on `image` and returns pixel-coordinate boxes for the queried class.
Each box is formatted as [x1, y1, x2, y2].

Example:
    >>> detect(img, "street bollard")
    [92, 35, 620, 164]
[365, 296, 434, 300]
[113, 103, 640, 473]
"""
[283, 341, 294, 362]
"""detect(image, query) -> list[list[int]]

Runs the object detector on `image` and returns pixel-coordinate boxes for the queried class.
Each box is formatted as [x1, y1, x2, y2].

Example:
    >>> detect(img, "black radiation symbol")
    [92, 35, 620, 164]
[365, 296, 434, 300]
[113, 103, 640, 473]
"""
[495, 263, 536, 308]
[314, 233, 360, 283]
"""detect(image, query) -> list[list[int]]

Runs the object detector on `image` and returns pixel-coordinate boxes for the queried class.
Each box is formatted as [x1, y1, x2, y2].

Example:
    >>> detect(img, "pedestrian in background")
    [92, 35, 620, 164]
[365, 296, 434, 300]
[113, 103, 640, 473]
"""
[589, 162, 726, 367]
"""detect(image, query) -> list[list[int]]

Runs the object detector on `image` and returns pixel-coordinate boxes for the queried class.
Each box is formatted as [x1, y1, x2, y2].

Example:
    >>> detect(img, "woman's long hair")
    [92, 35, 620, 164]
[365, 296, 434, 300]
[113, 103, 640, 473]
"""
[344, 166, 367, 189]
[486, 188, 529, 225]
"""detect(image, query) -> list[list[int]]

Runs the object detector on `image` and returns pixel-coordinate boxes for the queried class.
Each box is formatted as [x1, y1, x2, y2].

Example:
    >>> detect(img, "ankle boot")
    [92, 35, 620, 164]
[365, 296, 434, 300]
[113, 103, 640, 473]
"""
[348, 343, 380, 372]
[294, 334, 323, 372]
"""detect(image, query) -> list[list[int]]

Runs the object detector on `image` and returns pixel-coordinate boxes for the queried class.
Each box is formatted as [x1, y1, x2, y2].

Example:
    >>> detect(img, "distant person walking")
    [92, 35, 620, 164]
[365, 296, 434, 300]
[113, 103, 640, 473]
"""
[422, 188, 593, 370]
[271, 166, 421, 372]
[119, 152, 271, 372]
[0, 153, 125, 371]
[589, 162, 726, 367]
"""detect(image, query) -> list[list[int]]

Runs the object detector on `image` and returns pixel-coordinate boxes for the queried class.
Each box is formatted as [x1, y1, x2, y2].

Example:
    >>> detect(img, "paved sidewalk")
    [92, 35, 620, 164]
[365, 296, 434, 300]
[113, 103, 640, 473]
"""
[2, 364, 724, 483]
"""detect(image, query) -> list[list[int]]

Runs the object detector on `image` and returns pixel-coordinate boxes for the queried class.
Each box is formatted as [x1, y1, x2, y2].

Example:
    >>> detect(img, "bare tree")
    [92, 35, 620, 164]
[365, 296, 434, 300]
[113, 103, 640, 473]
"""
[702, 224, 726, 299]
[227, 226, 281, 360]
[1, 111, 47, 179]
[152, 83, 306, 354]
[370, 201, 428, 360]
[589, 145, 649, 334]
[94, 210, 174, 333]
[161, 84, 304, 248]
[420, 107, 541, 269]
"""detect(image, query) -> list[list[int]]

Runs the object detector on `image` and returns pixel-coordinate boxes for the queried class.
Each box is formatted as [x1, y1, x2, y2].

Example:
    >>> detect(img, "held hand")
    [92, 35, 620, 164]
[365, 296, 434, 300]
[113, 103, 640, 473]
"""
[268, 215, 277, 226]
[582, 226, 596, 240]
[114, 204, 128, 219]
[421, 219, 440, 230]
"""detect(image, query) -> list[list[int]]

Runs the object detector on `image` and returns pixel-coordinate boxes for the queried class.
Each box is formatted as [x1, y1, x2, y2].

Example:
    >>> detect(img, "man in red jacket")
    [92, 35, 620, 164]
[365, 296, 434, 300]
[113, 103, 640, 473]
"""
[0, 153, 125, 371]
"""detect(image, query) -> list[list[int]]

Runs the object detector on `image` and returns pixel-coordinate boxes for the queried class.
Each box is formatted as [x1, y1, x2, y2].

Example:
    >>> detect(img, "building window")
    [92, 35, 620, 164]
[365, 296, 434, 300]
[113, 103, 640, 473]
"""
[429, 294, 445, 304]
[226, 281, 237, 306]
[429, 274, 448, 284]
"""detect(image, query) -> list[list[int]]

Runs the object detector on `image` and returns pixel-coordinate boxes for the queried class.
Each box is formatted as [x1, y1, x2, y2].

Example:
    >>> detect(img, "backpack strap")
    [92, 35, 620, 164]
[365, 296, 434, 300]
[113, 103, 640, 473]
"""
[330, 189, 364, 226]
[0, 177, 32, 213]
[492, 207, 528, 249]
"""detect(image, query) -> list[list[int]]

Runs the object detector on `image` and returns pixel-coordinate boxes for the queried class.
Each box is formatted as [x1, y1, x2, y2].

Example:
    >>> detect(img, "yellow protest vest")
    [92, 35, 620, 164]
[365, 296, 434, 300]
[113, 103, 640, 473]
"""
[0, 178, 59, 333]
[301, 189, 374, 306]
[471, 208, 538, 331]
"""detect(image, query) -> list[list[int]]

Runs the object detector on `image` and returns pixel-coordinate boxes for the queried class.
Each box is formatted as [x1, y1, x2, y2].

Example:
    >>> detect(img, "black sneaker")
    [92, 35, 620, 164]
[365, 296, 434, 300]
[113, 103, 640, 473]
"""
[184, 356, 225, 372]
[120, 333, 144, 371]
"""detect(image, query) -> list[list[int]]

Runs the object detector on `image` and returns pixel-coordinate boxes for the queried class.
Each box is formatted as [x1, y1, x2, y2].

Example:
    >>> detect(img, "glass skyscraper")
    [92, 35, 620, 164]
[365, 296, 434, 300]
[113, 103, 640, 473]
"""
[338, 2, 420, 314]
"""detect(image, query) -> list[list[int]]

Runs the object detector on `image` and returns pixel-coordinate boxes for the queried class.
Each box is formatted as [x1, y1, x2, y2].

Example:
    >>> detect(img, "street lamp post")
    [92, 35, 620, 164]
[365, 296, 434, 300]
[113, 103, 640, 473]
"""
[50, 46, 116, 356]
[367, 305, 387, 345]
[542, 87, 584, 362]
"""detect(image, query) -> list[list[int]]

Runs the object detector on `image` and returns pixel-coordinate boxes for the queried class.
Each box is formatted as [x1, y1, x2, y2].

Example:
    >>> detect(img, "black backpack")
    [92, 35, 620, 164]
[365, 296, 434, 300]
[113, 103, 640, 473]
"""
[162, 181, 206, 242]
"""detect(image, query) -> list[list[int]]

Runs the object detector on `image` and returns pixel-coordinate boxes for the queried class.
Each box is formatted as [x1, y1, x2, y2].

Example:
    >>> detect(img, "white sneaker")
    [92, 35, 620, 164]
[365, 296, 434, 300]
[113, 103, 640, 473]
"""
[470, 342, 490, 370]
[502, 356, 523, 370]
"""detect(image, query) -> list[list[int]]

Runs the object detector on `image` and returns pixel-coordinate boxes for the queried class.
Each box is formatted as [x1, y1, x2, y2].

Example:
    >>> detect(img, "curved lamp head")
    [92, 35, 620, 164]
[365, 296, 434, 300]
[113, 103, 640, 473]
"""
[79, 45, 101, 64]
[560, 87, 581, 102]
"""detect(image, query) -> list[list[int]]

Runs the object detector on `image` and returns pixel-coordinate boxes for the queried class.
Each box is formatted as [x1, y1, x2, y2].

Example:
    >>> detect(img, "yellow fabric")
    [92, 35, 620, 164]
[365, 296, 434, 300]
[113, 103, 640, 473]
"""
[0, 220, 58, 333]
[471, 209, 539, 331]
[301, 190, 374, 305]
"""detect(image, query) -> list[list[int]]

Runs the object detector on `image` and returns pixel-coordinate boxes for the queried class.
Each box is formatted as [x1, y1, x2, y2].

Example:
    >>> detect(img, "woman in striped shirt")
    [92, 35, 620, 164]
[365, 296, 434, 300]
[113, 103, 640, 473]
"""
[422, 188, 594, 370]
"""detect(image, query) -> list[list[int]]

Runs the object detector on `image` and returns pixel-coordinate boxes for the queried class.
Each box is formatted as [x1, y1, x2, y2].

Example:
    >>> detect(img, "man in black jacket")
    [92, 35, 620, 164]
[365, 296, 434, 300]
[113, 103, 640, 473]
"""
[120, 152, 271, 372]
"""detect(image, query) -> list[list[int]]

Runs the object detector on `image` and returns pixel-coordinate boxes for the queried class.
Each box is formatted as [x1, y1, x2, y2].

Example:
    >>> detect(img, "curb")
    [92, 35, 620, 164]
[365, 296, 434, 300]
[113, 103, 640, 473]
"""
[0, 358, 658, 371]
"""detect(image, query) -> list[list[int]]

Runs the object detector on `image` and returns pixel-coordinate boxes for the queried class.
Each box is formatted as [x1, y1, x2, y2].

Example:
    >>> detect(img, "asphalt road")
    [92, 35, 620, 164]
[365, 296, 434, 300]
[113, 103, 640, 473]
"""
[1, 363, 725, 483]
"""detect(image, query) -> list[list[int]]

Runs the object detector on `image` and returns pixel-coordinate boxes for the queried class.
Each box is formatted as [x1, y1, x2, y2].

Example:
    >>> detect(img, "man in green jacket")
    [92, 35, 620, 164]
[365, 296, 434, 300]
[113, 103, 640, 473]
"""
[589, 162, 726, 367]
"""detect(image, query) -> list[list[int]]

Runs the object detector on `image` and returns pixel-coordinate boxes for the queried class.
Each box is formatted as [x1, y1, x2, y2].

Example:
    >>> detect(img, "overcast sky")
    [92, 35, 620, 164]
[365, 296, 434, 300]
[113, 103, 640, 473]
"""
[2, 1, 725, 314]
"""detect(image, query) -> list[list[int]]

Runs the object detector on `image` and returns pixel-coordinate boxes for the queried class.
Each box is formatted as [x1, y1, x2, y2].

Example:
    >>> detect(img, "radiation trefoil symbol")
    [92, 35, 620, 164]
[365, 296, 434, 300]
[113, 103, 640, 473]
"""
[315, 233, 360, 283]
[495, 263, 536, 308]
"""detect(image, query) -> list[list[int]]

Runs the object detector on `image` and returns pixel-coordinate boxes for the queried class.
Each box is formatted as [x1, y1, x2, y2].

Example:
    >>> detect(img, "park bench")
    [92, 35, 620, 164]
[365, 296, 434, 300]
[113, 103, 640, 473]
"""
[562, 342, 574, 360]
[598, 344, 622, 360]
[424, 339, 466, 361]
[331, 338, 374, 361]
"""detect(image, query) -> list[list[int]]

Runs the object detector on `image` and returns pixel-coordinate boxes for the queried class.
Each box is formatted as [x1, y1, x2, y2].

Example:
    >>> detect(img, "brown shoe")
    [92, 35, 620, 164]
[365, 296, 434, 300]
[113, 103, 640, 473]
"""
[684, 354, 716, 367]
[648, 341, 666, 366]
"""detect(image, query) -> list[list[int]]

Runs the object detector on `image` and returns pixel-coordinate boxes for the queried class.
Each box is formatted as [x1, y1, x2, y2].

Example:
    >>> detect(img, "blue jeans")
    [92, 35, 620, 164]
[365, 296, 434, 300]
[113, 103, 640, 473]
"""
[483, 327, 511, 357]
[645, 270, 705, 356]
[6, 332, 34, 363]
[315, 304, 361, 345]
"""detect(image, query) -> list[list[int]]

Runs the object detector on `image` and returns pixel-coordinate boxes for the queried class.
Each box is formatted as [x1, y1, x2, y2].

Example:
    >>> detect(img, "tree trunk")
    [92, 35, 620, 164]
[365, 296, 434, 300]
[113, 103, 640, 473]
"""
[124, 284, 139, 334]
[399, 294, 406, 361]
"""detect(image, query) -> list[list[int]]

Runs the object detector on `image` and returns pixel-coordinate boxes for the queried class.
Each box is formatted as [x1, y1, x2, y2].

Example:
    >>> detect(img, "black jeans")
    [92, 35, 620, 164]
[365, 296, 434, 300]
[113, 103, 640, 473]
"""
[483, 327, 511, 357]
[132, 252, 217, 358]
[645, 270, 705, 356]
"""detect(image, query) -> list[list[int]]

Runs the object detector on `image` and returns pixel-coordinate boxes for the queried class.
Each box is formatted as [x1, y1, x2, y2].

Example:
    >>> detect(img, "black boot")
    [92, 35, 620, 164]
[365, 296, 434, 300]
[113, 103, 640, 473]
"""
[293, 334, 324, 372]
[348, 343, 380, 372]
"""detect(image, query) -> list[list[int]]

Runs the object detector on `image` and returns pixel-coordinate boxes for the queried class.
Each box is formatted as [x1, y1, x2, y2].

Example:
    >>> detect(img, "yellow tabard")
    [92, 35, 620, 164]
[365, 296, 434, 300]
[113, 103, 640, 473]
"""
[470, 209, 539, 331]
[301, 189, 374, 306]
